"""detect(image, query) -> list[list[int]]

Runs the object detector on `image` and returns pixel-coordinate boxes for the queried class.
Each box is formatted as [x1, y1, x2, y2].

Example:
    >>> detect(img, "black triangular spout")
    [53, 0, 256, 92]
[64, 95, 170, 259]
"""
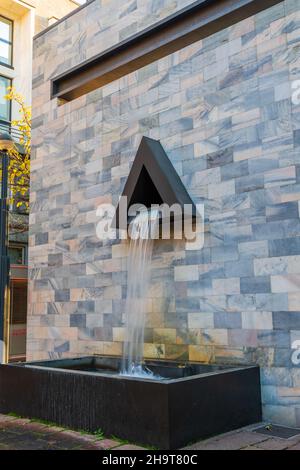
[114, 137, 197, 230]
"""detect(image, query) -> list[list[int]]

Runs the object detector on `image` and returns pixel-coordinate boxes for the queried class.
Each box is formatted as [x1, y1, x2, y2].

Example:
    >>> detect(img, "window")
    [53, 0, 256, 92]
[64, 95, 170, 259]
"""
[0, 16, 13, 67]
[48, 16, 59, 26]
[8, 244, 27, 266]
[0, 75, 11, 121]
[9, 279, 27, 362]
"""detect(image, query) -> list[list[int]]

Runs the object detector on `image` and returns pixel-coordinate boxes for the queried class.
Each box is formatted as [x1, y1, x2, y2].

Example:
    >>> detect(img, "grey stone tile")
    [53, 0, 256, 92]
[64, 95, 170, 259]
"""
[214, 312, 242, 329]
[207, 147, 233, 168]
[225, 259, 254, 278]
[55, 290, 70, 302]
[269, 237, 300, 257]
[240, 276, 271, 294]
[70, 314, 86, 328]
[211, 244, 239, 263]
[273, 311, 300, 330]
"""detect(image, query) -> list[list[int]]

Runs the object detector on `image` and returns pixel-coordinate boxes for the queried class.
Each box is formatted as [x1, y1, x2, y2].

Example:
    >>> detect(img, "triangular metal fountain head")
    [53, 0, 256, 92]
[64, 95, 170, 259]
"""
[113, 136, 197, 230]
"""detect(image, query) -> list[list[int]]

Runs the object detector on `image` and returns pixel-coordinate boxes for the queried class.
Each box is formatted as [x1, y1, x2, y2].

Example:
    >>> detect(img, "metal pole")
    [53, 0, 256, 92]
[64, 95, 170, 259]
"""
[0, 150, 10, 363]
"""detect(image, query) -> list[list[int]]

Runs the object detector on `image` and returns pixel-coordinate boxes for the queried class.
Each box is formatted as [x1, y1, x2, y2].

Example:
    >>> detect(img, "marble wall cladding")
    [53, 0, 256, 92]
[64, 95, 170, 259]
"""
[30, 0, 300, 425]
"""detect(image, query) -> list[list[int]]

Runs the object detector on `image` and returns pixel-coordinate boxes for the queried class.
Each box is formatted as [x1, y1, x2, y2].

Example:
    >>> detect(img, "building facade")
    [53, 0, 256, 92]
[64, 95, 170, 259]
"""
[31, 0, 300, 426]
[0, 0, 82, 362]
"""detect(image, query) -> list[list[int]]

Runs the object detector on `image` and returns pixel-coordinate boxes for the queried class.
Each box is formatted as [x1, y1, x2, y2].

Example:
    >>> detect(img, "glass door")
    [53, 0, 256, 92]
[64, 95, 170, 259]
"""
[8, 278, 27, 362]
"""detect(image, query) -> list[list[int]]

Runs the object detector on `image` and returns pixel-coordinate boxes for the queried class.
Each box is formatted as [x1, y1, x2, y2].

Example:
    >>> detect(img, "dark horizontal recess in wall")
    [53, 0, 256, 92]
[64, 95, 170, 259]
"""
[51, 0, 283, 102]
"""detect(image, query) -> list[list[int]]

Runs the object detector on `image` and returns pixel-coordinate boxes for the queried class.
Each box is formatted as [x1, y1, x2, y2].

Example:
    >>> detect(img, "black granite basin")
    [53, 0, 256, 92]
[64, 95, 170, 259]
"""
[0, 356, 261, 449]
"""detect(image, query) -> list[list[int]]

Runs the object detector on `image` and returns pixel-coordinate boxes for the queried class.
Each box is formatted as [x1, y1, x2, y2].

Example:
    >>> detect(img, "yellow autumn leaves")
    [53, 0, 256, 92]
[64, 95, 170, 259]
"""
[3, 86, 31, 210]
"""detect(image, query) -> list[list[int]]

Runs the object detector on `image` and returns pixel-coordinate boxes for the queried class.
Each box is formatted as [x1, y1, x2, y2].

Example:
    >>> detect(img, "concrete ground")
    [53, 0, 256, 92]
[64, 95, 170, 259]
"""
[0, 414, 300, 450]
[183, 424, 300, 450]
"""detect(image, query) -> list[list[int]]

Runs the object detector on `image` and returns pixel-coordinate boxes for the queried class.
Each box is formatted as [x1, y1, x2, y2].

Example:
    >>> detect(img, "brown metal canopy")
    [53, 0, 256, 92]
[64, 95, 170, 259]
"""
[51, 0, 283, 102]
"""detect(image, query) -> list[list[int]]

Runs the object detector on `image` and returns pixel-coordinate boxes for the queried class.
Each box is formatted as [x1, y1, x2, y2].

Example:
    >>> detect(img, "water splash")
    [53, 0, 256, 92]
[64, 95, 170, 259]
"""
[121, 364, 164, 380]
[121, 209, 159, 378]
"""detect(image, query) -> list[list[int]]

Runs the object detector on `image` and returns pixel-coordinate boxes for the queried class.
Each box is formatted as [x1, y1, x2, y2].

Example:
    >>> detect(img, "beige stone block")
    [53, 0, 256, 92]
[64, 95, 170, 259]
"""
[242, 311, 273, 330]
[112, 243, 129, 258]
[148, 283, 164, 298]
[26, 327, 47, 340]
[278, 387, 300, 398]
[280, 190, 300, 203]
[103, 341, 122, 356]
[208, 180, 235, 199]
[174, 265, 198, 282]
[27, 352, 46, 361]
[54, 315, 71, 327]
[51, 327, 78, 340]
[32, 290, 54, 303]
[194, 140, 219, 158]
[86, 210, 101, 224]
[229, 16, 254, 39]
[288, 256, 300, 274]
[188, 345, 214, 363]
[254, 257, 288, 276]
[26, 338, 47, 352]
[188, 312, 214, 329]
[74, 340, 104, 355]
[102, 258, 122, 273]
[271, 275, 300, 293]
[234, 145, 262, 162]
[29, 302, 48, 315]
[176, 328, 202, 345]
[71, 190, 85, 204]
[143, 343, 165, 360]
[145, 311, 164, 328]
[202, 329, 228, 346]
[232, 109, 260, 126]
[153, 328, 176, 344]
[291, 369, 300, 387]
[103, 285, 122, 300]
[95, 300, 113, 314]
[27, 316, 41, 327]
[257, 35, 286, 55]
[214, 347, 245, 361]
[113, 327, 126, 342]
[289, 293, 300, 310]
[165, 344, 188, 361]
[86, 262, 102, 275]
[212, 278, 240, 294]
[265, 166, 296, 188]
[70, 288, 88, 301]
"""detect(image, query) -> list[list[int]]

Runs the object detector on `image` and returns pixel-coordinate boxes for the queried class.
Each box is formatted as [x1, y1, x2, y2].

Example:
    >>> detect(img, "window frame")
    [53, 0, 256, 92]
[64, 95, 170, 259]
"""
[0, 74, 12, 123]
[0, 14, 13, 69]
[8, 243, 28, 266]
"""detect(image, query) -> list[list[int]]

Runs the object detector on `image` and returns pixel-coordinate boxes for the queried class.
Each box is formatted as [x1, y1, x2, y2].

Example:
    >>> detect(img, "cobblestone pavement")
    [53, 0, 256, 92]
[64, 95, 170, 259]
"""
[0, 414, 144, 450]
[0, 414, 300, 450]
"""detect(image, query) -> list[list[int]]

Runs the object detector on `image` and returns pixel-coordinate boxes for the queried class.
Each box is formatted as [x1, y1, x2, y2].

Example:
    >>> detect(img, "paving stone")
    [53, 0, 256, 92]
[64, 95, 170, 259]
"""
[2, 414, 300, 451]
[81, 440, 120, 450]
[0, 415, 19, 424]
[0, 443, 10, 450]
[287, 443, 300, 450]
[113, 444, 146, 450]
[57, 430, 98, 443]
[242, 445, 264, 450]
[254, 438, 290, 450]
[11, 421, 51, 434]
[183, 431, 268, 450]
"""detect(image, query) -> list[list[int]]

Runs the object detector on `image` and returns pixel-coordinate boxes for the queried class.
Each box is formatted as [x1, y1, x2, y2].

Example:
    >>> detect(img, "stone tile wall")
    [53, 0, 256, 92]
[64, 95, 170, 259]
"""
[30, 0, 300, 426]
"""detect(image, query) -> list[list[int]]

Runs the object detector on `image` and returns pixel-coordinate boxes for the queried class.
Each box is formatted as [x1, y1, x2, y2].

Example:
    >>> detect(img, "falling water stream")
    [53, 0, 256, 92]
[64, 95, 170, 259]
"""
[121, 209, 161, 379]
